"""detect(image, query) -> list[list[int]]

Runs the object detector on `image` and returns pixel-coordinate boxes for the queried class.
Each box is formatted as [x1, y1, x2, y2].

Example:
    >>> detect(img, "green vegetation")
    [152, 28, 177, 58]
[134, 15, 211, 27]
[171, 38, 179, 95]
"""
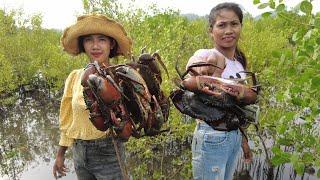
[252, 0, 320, 176]
[0, 0, 319, 178]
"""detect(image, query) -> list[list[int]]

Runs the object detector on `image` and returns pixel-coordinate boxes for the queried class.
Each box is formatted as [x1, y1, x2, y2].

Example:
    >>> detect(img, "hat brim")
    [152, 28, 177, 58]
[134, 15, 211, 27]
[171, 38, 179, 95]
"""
[61, 14, 132, 57]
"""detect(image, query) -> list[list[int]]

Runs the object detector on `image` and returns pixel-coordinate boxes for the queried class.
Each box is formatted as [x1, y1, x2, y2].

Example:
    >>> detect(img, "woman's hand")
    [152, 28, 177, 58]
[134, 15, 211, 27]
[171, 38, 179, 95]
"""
[241, 138, 253, 164]
[222, 84, 244, 99]
[53, 146, 69, 179]
[222, 84, 257, 104]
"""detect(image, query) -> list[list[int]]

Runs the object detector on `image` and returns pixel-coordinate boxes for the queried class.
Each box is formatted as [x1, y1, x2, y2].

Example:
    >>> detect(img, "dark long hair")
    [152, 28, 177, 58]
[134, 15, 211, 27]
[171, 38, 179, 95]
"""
[78, 35, 118, 58]
[208, 2, 247, 69]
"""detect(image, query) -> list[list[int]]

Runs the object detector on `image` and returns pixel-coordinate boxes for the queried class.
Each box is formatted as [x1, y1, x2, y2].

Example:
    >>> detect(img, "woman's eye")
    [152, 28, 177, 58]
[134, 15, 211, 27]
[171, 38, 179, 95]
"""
[217, 24, 225, 28]
[99, 38, 107, 41]
[232, 22, 240, 26]
[84, 38, 92, 42]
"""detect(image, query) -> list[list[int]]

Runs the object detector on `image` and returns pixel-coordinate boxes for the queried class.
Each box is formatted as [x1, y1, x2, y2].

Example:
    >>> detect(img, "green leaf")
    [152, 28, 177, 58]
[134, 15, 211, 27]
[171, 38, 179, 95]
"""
[262, 12, 272, 18]
[253, 0, 260, 5]
[300, 71, 313, 82]
[276, 124, 286, 134]
[292, 97, 302, 106]
[83, 0, 89, 10]
[302, 152, 314, 163]
[300, 1, 313, 15]
[271, 146, 281, 154]
[290, 153, 299, 164]
[271, 152, 291, 166]
[317, 144, 320, 154]
[315, 17, 320, 28]
[316, 37, 320, 45]
[287, 67, 297, 77]
[294, 162, 305, 175]
[311, 77, 320, 89]
[292, 32, 300, 42]
[276, 92, 284, 101]
[296, 55, 308, 63]
[278, 138, 293, 146]
[284, 49, 293, 59]
[305, 45, 314, 54]
[303, 29, 313, 40]
[318, 169, 320, 178]
[296, 50, 308, 57]
[271, 50, 281, 58]
[290, 85, 302, 94]
[258, 3, 269, 9]
[315, 159, 320, 168]
[285, 112, 295, 121]
[276, 4, 285, 12]
[269, 0, 275, 9]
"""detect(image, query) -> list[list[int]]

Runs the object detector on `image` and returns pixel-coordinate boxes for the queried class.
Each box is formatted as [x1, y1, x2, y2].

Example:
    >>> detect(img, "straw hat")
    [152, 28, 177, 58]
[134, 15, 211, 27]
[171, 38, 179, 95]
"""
[61, 14, 132, 57]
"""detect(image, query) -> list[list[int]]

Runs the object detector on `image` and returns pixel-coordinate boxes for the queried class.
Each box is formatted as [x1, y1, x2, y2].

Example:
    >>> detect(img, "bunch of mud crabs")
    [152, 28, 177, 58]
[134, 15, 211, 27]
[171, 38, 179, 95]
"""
[82, 49, 261, 139]
[170, 62, 261, 130]
[81, 50, 170, 140]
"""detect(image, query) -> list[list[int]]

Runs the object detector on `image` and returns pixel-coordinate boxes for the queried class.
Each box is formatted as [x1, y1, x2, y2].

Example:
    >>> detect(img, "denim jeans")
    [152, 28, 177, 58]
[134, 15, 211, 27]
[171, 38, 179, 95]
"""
[72, 136, 125, 180]
[192, 122, 242, 180]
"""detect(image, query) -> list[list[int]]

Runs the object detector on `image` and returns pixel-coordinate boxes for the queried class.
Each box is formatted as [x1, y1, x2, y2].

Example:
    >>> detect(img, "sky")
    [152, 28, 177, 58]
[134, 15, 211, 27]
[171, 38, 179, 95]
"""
[0, 0, 319, 30]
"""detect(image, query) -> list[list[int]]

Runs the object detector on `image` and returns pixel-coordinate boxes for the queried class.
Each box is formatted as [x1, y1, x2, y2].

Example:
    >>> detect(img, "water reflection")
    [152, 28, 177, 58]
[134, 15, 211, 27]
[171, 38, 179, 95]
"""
[235, 154, 318, 180]
[0, 99, 318, 180]
[0, 98, 75, 180]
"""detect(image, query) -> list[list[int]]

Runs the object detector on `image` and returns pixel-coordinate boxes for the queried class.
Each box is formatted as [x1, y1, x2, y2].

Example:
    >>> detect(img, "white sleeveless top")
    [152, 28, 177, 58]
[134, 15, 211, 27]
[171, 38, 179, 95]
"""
[193, 48, 245, 79]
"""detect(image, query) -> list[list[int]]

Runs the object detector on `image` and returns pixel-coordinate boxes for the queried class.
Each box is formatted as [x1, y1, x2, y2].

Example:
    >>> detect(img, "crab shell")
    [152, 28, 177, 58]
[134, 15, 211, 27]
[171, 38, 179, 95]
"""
[138, 53, 162, 83]
[87, 74, 121, 104]
[81, 63, 98, 87]
[116, 64, 168, 136]
[81, 63, 115, 132]
[115, 65, 152, 102]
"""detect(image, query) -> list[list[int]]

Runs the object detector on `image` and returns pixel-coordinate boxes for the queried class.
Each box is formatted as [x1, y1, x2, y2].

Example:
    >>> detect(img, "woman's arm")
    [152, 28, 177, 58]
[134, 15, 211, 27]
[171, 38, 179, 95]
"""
[241, 135, 253, 163]
[53, 146, 69, 178]
[52, 71, 77, 178]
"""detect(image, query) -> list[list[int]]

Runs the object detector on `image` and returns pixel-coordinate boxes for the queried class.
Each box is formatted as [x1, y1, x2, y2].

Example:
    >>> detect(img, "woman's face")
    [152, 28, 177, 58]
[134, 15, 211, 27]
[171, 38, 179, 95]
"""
[210, 9, 242, 49]
[83, 34, 114, 64]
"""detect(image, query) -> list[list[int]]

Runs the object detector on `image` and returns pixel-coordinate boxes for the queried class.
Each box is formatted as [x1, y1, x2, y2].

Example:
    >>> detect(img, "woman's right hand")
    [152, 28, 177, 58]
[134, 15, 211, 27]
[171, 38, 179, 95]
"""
[53, 146, 68, 179]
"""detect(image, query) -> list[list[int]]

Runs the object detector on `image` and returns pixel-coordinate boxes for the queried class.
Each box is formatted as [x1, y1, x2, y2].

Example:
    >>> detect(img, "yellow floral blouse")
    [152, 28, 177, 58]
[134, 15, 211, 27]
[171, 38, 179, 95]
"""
[58, 69, 107, 147]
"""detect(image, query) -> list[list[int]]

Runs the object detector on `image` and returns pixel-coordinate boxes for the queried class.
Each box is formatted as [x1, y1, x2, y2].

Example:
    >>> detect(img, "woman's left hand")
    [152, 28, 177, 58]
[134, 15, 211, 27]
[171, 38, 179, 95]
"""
[222, 83, 257, 104]
[221, 84, 244, 100]
[241, 139, 253, 164]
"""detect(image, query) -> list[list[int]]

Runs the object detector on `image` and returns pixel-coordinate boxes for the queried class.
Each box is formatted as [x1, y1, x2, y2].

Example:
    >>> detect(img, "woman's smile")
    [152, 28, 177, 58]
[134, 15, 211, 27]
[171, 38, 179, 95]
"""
[222, 35, 235, 42]
[90, 52, 103, 58]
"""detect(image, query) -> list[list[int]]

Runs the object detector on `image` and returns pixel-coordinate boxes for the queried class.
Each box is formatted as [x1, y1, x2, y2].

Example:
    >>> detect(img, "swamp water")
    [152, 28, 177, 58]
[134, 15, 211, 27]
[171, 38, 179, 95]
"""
[0, 98, 317, 180]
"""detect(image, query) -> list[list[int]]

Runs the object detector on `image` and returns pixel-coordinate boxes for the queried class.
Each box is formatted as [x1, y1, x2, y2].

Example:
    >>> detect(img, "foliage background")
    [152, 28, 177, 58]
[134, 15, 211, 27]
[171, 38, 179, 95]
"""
[0, 0, 319, 178]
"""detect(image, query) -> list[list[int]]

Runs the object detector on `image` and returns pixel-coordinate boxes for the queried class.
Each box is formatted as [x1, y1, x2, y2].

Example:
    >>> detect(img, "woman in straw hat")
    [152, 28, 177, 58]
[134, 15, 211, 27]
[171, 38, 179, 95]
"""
[53, 14, 132, 180]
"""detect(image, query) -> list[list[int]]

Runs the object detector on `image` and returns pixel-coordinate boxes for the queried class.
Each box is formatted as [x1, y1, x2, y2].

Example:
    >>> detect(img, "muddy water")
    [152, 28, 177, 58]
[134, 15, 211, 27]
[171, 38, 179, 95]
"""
[0, 98, 76, 180]
[0, 99, 318, 180]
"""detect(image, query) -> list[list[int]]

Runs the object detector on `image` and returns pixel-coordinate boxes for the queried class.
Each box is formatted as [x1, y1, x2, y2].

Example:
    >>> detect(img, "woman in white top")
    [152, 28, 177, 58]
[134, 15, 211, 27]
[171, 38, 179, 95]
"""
[188, 2, 257, 180]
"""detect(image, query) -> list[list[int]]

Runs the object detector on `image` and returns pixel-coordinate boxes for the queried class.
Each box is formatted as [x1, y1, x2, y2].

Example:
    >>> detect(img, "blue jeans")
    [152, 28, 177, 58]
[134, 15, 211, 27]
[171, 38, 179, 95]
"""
[192, 122, 242, 180]
[72, 136, 126, 180]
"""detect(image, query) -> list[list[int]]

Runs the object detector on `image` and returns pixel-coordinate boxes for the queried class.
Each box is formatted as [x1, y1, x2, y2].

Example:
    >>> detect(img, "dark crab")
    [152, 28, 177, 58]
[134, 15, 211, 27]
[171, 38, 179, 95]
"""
[116, 49, 170, 136]
[81, 49, 170, 139]
[81, 62, 137, 139]
[170, 61, 260, 129]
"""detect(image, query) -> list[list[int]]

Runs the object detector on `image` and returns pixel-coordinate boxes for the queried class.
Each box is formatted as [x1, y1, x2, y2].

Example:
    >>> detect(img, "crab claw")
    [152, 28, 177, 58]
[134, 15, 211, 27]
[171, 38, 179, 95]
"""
[88, 74, 121, 104]
[152, 52, 169, 79]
